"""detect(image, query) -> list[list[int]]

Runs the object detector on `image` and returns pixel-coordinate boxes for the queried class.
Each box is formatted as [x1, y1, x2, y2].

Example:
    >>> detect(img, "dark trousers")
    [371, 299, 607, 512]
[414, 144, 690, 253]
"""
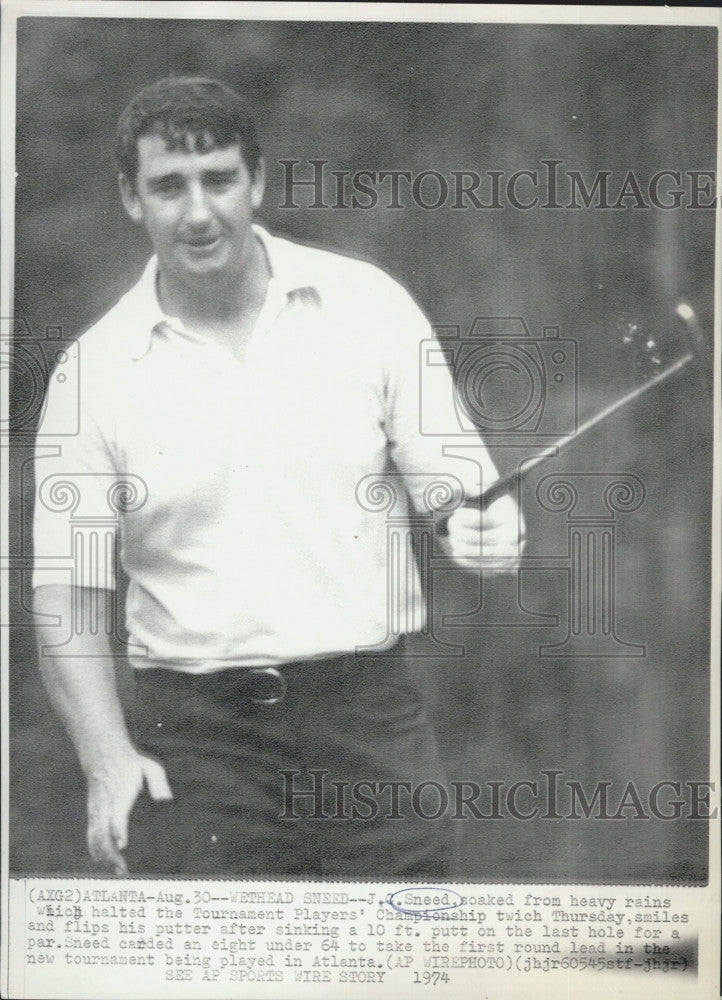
[126, 642, 456, 879]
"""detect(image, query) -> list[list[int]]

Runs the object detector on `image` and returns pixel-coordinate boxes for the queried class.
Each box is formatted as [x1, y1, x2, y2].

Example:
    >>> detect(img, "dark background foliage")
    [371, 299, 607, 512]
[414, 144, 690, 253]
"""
[9, 17, 717, 880]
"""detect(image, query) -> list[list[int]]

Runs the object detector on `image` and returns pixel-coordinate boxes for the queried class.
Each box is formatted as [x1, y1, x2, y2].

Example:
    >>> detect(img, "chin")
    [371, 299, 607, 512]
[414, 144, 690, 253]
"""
[179, 253, 229, 277]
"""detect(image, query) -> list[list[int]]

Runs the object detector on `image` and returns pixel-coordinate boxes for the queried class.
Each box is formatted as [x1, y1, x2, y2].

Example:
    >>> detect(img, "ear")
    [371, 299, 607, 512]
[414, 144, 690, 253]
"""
[118, 173, 144, 224]
[250, 157, 266, 212]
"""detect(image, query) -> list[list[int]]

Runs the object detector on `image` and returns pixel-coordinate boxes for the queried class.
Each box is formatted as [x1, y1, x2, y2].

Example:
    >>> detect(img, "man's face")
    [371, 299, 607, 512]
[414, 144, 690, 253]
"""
[119, 132, 265, 282]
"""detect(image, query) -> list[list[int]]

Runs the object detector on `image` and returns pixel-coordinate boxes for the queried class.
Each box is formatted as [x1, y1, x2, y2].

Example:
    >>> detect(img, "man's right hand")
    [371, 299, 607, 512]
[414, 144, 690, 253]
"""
[33, 586, 173, 877]
[86, 748, 173, 876]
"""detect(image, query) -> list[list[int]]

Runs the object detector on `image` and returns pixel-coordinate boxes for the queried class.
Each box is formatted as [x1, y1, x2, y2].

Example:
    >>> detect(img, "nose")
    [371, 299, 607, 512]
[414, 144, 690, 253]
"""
[184, 181, 213, 227]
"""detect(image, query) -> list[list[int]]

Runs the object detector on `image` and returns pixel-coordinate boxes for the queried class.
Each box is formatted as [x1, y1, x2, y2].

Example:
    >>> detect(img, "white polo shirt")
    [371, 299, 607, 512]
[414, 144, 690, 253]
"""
[33, 225, 498, 671]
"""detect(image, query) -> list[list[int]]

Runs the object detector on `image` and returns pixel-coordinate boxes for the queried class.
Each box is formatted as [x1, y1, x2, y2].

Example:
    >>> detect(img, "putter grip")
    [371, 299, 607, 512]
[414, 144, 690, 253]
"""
[435, 473, 514, 537]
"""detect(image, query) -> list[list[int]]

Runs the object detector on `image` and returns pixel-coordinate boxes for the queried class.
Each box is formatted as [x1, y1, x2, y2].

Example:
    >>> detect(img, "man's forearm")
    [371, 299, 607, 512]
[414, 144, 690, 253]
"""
[34, 585, 171, 874]
[34, 585, 135, 776]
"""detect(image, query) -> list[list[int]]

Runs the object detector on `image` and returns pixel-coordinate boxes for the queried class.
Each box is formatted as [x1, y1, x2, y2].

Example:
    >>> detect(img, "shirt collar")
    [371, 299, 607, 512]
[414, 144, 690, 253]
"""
[125, 223, 320, 361]
[252, 223, 320, 299]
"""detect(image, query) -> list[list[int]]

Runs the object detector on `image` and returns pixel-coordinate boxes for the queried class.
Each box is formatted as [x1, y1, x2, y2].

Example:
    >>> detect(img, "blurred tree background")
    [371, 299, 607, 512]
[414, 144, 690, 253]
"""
[10, 17, 717, 880]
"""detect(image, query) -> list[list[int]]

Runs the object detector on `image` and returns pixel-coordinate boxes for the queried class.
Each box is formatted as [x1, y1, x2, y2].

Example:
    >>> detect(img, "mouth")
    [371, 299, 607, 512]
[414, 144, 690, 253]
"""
[182, 235, 222, 253]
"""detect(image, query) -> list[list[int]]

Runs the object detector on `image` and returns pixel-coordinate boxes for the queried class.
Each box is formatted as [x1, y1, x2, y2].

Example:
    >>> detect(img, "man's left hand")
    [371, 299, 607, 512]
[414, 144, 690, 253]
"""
[445, 493, 526, 572]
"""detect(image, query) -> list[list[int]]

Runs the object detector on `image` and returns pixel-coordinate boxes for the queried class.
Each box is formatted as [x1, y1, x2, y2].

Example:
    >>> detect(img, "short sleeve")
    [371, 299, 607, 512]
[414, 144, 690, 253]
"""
[381, 281, 499, 512]
[33, 339, 119, 590]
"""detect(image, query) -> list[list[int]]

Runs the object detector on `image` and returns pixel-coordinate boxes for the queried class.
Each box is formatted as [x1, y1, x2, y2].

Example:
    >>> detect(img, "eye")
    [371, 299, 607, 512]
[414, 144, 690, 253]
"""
[204, 171, 238, 189]
[149, 177, 184, 196]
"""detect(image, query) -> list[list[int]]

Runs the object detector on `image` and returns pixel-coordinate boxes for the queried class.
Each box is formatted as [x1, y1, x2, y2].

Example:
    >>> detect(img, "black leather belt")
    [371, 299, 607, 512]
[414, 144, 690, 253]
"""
[200, 665, 288, 706]
[138, 641, 405, 708]
[139, 664, 289, 706]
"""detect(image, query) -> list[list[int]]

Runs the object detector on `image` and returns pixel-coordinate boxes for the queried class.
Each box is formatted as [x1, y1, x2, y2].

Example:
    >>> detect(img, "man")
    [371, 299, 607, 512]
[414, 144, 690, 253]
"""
[33, 77, 524, 879]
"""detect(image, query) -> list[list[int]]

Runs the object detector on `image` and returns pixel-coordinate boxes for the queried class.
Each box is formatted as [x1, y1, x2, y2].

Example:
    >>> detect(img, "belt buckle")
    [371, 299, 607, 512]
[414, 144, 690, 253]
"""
[248, 666, 287, 705]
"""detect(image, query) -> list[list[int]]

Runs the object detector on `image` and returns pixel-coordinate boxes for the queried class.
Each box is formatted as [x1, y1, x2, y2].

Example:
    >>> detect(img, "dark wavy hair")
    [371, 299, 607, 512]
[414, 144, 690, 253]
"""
[115, 76, 261, 184]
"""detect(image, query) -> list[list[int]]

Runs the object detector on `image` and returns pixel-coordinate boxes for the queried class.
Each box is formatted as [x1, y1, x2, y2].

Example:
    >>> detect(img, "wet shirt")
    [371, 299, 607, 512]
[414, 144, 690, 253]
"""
[33, 225, 497, 670]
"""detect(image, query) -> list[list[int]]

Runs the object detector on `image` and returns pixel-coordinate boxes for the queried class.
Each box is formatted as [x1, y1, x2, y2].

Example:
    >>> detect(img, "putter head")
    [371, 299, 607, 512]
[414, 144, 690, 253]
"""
[617, 316, 663, 381]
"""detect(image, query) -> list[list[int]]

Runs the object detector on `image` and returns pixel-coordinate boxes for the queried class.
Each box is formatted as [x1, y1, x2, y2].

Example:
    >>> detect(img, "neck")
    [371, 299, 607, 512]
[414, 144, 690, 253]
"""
[158, 233, 270, 331]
